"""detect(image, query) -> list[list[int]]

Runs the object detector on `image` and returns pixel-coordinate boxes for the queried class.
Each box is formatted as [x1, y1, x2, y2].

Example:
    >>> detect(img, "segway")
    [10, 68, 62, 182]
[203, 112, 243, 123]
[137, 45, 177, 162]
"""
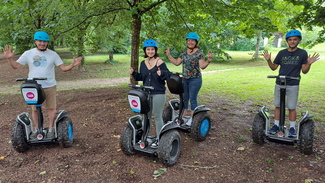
[11, 77, 74, 153]
[162, 72, 211, 141]
[252, 75, 315, 154]
[119, 84, 181, 166]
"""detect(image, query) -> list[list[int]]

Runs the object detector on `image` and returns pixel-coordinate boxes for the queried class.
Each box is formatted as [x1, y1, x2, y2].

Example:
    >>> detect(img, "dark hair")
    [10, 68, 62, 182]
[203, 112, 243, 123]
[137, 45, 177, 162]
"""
[143, 47, 159, 58]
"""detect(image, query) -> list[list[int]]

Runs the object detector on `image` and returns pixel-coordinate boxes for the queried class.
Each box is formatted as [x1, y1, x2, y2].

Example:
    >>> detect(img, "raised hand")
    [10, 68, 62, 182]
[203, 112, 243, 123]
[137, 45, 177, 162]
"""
[263, 50, 271, 61]
[129, 67, 134, 74]
[72, 57, 82, 67]
[165, 47, 170, 55]
[3, 45, 15, 59]
[308, 52, 320, 65]
[157, 67, 161, 76]
[208, 51, 213, 62]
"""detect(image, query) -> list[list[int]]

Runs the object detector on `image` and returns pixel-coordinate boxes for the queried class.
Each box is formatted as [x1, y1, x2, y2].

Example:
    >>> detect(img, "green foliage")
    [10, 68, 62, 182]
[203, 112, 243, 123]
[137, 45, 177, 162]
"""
[230, 37, 256, 51]
[286, 0, 325, 47]
[0, 0, 323, 66]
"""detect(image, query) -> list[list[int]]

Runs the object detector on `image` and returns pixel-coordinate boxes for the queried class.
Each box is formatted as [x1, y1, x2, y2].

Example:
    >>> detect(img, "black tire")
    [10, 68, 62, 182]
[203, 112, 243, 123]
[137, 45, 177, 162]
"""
[120, 125, 136, 155]
[11, 122, 30, 153]
[299, 119, 315, 155]
[158, 130, 181, 166]
[252, 113, 266, 145]
[162, 105, 173, 124]
[57, 117, 74, 148]
[191, 112, 211, 141]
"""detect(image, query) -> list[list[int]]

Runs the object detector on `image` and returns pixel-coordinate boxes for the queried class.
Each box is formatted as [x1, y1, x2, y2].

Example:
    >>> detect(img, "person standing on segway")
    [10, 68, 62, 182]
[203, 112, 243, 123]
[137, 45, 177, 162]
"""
[3, 31, 82, 139]
[165, 32, 212, 126]
[263, 30, 320, 137]
[129, 39, 170, 148]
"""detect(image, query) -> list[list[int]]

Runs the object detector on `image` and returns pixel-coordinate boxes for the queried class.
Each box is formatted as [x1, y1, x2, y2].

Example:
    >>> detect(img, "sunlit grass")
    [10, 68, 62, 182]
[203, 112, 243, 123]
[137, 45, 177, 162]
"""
[200, 48, 325, 124]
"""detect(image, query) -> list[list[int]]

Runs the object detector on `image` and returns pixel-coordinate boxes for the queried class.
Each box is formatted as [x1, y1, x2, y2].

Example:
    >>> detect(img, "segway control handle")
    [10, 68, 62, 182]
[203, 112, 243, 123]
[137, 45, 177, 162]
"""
[128, 84, 154, 90]
[267, 75, 300, 80]
[16, 77, 48, 82]
[170, 72, 183, 76]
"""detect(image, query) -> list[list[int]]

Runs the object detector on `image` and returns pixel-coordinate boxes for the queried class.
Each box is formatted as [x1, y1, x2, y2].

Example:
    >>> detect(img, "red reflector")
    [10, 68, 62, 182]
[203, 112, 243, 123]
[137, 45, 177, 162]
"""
[37, 134, 43, 140]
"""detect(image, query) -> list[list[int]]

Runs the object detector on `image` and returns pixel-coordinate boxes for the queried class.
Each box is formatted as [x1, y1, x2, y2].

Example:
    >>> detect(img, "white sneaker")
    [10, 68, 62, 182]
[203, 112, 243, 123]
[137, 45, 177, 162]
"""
[30, 131, 37, 139]
[150, 140, 159, 148]
[47, 128, 55, 138]
[186, 118, 192, 126]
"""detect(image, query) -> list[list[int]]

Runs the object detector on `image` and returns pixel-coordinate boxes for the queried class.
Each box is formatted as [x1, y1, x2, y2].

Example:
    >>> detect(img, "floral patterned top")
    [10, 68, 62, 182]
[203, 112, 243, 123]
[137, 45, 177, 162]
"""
[179, 49, 205, 79]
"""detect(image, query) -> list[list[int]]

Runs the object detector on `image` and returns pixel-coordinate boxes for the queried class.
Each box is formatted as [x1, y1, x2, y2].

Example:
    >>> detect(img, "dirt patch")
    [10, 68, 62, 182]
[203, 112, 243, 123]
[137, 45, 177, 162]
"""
[0, 53, 324, 183]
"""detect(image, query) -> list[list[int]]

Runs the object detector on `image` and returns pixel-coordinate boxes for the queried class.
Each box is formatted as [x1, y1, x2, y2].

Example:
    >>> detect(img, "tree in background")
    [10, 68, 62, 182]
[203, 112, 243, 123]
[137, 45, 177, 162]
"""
[287, 0, 325, 48]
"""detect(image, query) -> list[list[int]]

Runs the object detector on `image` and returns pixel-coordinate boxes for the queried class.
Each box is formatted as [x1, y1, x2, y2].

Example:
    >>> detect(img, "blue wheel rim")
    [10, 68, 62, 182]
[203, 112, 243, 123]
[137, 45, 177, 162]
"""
[200, 119, 210, 135]
[67, 123, 73, 140]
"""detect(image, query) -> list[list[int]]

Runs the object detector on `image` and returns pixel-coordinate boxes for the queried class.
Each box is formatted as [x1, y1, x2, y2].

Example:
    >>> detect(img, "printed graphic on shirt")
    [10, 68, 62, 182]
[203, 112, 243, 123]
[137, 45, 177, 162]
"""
[32, 55, 47, 67]
[280, 56, 300, 65]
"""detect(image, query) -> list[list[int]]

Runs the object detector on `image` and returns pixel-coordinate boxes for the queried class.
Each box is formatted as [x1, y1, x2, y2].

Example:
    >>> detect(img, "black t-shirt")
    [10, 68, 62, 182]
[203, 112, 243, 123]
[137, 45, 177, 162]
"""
[131, 60, 170, 94]
[273, 48, 308, 85]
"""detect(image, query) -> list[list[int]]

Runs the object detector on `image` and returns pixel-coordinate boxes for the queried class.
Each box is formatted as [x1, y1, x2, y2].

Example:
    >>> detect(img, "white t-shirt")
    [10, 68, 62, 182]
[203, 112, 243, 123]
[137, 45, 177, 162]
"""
[17, 48, 64, 88]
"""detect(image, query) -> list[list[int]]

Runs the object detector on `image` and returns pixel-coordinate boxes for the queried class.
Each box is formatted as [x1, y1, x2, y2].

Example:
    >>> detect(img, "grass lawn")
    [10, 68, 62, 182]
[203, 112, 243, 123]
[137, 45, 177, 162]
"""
[58, 44, 325, 125]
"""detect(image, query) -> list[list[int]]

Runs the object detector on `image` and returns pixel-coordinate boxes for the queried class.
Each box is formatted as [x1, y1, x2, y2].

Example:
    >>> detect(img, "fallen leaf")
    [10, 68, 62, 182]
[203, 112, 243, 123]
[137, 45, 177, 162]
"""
[39, 171, 46, 175]
[237, 147, 245, 151]
[153, 168, 167, 178]
[305, 179, 313, 183]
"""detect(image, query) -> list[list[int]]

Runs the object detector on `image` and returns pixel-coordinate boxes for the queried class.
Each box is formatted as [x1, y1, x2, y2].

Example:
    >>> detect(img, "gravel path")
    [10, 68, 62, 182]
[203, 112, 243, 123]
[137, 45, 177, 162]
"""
[0, 77, 129, 95]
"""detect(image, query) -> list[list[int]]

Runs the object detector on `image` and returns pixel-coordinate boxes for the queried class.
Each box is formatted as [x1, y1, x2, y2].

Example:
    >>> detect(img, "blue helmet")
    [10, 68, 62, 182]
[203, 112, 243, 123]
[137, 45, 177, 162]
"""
[143, 39, 157, 48]
[285, 30, 302, 40]
[186, 32, 199, 41]
[34, 31, 50, 41]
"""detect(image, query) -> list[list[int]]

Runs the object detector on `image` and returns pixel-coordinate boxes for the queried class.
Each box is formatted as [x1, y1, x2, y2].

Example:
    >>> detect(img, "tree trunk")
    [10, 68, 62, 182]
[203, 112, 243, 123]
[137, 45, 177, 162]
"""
[77, 29, 86, 71]
[253, 30, 262, 60]
[108, 50, 114, 61]
[130, 13, 141, 84]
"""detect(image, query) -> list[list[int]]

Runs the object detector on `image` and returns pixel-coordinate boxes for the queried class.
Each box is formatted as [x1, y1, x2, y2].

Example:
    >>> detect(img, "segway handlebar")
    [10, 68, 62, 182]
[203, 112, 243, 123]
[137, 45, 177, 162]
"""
[170, 72, 183, 76]
[267, 75, 300, 80]
[128, 84, 154, 90]
[16, 77, 47, 82]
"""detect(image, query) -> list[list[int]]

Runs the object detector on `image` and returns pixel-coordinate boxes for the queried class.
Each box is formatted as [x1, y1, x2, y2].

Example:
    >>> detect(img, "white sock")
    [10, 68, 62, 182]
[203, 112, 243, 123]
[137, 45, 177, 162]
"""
[289, 121, 296, 129]
[274, 120, 279, 126]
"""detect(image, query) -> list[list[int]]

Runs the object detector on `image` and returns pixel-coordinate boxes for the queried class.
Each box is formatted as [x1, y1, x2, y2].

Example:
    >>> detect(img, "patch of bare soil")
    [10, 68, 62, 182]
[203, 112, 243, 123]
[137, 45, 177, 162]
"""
[0, 53, 324, 183]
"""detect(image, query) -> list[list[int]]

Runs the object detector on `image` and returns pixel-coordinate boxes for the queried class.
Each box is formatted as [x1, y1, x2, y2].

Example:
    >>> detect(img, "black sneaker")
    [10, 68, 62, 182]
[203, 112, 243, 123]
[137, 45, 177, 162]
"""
[269, 125, 279, 134]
